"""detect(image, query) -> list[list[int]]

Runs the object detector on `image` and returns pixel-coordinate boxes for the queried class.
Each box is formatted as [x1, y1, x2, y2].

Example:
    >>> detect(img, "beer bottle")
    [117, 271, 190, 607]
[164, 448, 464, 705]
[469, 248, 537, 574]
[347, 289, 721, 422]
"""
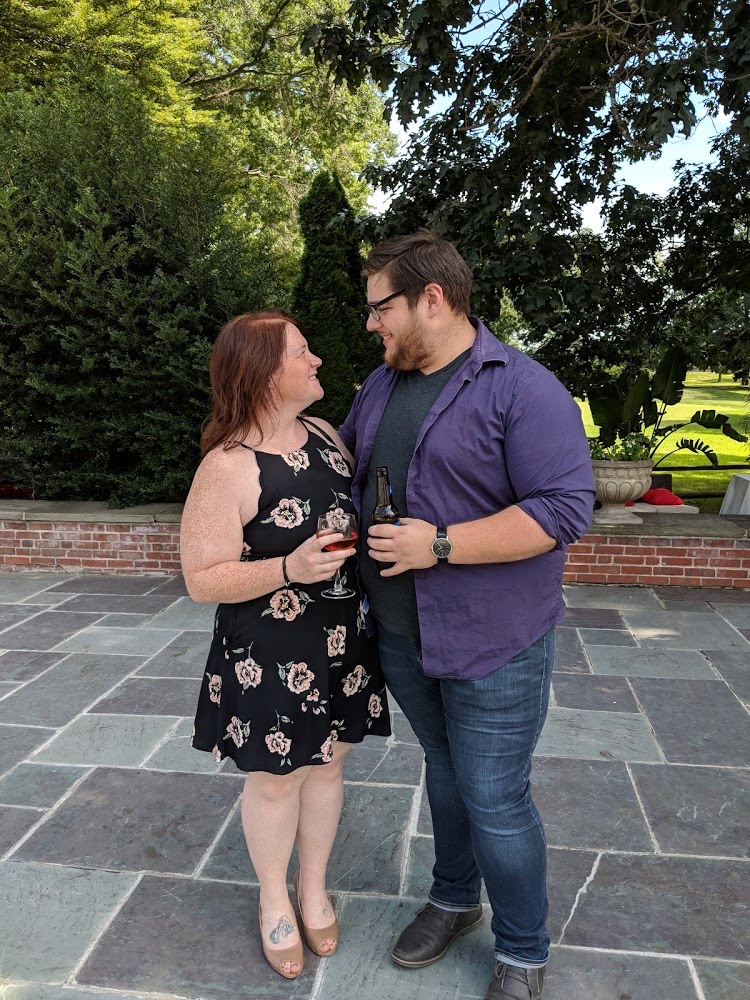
[372, 466, 401, 525]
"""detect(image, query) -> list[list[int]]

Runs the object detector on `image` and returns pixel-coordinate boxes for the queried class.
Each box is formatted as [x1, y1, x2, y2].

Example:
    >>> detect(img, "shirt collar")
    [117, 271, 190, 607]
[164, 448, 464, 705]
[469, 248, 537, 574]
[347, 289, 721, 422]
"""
[469, 317, 509, 367]
[380, 316, 508, 383]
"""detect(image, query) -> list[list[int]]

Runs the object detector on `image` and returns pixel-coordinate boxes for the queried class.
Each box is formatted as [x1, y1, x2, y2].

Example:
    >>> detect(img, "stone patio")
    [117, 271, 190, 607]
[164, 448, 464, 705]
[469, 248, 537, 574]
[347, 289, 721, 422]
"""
[1, 572, 749, 1000]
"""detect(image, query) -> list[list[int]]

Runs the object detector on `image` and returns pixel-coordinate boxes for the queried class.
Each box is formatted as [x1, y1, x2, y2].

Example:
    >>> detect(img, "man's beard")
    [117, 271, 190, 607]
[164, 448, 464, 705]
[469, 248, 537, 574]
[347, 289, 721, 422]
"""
[385, 317, 433, 371]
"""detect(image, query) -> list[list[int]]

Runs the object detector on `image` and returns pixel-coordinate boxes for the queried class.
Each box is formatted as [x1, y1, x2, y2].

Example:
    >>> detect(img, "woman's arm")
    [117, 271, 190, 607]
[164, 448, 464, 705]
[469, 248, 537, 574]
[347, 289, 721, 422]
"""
[180, 446, 355, 603]
[180, 447, 279, 603]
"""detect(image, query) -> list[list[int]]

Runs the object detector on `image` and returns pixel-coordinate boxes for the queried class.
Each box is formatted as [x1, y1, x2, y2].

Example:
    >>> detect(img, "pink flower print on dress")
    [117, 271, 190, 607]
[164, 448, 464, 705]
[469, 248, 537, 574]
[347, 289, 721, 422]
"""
[212, 744, 222, 762]
[320, 733, 335, 763]
[342, 663, 367, 697]
[265, 730, 292, 756]
[226, 716, 247, 748]
[261, 497, 310, 529]
[261, 589, 305, 622]
[285, 661, 315, 694]
[235, 656, 262, 691]
[207, 673, 222, 705]
[368, 693, 383, 718]
[282, 449, 310, 474]
[318, 448, 351, 477]
[326, 625, 346, 658]
[241, 542, 252, 562]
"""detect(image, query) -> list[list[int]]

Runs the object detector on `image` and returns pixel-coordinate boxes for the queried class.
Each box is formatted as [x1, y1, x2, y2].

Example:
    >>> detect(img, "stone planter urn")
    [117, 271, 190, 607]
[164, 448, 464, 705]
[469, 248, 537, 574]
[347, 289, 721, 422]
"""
[591, 459, 653, 525]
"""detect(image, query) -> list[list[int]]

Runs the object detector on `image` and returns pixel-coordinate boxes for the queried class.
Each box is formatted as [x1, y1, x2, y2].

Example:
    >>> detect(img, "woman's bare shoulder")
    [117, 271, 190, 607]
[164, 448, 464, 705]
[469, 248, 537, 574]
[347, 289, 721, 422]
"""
[304, 416, 341, 440]
[304, 416, 352, 464]
[191, 444, 256, 493]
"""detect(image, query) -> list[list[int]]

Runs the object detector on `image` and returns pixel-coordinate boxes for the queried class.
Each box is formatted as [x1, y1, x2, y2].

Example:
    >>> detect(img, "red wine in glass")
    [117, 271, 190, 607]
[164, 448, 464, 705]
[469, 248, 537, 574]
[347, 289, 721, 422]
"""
[316, 513, 358, 598]
[322, 533, 359, 552]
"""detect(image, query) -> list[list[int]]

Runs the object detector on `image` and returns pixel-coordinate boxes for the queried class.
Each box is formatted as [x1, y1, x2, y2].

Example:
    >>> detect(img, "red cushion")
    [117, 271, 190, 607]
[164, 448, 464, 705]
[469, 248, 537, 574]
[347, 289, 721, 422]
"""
[641, 488, 684, 506]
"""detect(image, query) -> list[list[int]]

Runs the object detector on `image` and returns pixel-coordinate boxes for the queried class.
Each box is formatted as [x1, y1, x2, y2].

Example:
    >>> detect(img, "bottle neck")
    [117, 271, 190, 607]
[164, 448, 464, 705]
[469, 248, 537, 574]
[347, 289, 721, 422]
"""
[375, 472, 391, 507]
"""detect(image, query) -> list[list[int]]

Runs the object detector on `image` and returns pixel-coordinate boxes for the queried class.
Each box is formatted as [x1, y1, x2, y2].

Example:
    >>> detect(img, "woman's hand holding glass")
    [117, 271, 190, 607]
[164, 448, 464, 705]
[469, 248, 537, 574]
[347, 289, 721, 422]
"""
[315, 513, 358, 599]
[284, 526, 355, 586]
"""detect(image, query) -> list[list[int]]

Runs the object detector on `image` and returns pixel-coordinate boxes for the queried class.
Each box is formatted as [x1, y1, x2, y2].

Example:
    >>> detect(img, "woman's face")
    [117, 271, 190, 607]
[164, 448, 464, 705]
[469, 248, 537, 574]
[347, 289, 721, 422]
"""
[273, 324, 323, 408]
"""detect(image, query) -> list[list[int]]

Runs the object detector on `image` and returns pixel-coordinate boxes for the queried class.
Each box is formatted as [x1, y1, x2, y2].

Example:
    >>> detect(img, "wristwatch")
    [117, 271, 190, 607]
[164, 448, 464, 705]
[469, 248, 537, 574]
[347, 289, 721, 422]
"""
[431, 527, 452, 563]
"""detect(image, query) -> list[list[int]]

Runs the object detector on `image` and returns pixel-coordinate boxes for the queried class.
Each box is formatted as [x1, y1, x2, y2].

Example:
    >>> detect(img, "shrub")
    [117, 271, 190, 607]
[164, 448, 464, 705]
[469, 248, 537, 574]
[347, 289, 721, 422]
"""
[292, 171, 382, 427]
[0, 75, 285, 504]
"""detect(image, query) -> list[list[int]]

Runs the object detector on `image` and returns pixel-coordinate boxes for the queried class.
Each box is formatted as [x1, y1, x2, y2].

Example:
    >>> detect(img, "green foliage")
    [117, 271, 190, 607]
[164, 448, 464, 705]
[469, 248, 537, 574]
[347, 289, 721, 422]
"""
[531, 133, 750, 394]
[587, 346, 748, 467]
[186, 0, 396, 244]
[307, 1, 749, 384]
[0, 77, 284, 504]
[0, 0, 204, 107]
[0, 0, 394, 502]
[486, 291, 528, 350]
[589, 434, 651, 463]
[668, 290, 750, 383]
[292, 172, 382, 427]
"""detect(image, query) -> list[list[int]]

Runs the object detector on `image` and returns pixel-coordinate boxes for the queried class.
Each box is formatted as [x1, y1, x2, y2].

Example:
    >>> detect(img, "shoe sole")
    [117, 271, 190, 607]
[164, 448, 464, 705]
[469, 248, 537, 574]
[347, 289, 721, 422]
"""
[390, 912, 485, 968]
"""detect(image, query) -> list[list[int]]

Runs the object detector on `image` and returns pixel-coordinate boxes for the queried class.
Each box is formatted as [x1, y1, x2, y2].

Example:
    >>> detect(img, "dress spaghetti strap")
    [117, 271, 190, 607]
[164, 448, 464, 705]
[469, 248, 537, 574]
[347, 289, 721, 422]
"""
[299, 416, 339, 450]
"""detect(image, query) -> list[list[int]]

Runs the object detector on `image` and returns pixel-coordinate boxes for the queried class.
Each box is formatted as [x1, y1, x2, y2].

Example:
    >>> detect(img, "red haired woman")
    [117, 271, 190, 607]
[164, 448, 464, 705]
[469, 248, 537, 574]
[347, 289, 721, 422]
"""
[181, 312, 390, 979]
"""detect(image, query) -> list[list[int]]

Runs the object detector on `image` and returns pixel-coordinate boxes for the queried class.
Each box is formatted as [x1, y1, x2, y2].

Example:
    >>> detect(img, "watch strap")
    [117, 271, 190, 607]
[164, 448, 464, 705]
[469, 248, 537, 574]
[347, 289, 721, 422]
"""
[433, 526, 450, 563]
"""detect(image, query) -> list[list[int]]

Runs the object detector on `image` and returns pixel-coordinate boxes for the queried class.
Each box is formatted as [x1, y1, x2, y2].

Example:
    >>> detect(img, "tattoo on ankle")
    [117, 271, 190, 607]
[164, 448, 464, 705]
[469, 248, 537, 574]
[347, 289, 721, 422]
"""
[323, 905, 331, 917]
[269, 915, 294, 945]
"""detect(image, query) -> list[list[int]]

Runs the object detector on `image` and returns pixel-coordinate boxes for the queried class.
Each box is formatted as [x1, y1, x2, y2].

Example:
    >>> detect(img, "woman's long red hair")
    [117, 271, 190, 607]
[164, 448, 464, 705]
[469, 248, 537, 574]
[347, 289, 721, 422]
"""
[200, 310, 300, 457]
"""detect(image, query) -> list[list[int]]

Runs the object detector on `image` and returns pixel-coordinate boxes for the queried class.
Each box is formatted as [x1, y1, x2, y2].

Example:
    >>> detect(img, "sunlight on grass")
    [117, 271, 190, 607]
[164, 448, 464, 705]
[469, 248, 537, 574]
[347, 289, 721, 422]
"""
[577, 372, 750, 509]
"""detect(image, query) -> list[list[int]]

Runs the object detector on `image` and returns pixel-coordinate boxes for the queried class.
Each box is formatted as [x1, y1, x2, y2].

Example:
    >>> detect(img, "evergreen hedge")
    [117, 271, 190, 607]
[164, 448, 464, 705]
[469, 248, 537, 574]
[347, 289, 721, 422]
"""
[0, 75, 284, 504]
[293, 172, 382, 427]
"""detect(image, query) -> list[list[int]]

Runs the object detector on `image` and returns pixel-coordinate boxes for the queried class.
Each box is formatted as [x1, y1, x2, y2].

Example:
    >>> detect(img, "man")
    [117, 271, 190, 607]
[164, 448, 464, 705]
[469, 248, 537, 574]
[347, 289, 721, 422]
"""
[338, 231, 595, 1000]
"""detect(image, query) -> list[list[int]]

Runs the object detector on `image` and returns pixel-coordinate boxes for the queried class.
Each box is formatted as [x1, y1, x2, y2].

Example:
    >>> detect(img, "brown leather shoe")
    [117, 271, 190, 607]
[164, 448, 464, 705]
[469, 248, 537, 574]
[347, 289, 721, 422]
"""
[391, 901, 484, 968]
[485, 962, 545, 999]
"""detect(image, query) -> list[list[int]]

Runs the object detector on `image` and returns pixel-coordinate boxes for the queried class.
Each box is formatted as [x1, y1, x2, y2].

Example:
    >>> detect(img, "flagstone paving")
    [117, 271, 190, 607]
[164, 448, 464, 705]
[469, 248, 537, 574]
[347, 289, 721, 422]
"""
[0, 573, 749, 1000]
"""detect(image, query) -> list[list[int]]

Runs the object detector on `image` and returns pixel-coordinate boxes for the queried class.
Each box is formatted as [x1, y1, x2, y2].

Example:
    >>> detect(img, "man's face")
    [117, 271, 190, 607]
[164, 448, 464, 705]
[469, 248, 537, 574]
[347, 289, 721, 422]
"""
[365, 273, 431, 371]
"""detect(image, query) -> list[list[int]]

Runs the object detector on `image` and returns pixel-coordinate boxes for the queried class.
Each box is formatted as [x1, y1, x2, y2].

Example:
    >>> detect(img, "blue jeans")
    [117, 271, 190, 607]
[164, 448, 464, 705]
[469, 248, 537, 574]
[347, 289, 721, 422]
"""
[377, 625, 554, 967]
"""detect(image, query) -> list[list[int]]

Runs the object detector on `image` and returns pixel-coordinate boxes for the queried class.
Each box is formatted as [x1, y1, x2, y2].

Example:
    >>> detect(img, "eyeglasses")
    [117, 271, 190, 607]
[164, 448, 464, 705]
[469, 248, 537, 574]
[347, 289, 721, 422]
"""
[365, 288, 407, 321]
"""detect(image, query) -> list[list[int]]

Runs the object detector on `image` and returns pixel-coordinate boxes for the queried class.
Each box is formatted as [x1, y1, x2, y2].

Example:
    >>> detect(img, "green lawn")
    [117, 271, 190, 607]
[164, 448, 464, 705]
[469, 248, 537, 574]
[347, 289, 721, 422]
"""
[578, 372, 750, 513]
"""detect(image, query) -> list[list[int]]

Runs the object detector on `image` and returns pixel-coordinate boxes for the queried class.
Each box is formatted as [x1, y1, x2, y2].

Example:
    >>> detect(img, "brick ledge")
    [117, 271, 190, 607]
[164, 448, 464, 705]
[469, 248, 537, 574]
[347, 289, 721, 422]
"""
[0, 504, 749, 586]
[0, 500, 182, 524]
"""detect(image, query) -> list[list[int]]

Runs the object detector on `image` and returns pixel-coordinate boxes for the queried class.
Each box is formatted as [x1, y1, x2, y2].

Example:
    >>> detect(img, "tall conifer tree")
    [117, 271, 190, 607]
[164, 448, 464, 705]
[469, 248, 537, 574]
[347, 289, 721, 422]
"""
[293, 172, 382, 427]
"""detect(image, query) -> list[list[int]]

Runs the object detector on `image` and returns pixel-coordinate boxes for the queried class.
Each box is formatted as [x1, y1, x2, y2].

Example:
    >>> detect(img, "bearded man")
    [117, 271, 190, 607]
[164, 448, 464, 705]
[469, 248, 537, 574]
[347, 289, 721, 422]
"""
[339, 230, 595, 1000]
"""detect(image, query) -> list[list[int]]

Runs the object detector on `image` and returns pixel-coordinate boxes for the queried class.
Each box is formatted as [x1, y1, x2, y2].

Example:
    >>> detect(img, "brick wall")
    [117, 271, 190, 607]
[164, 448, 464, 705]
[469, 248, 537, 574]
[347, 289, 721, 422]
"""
[1, 519, 749, 588]
[0, 520, 181, 575]
[564, 533, 750, 589]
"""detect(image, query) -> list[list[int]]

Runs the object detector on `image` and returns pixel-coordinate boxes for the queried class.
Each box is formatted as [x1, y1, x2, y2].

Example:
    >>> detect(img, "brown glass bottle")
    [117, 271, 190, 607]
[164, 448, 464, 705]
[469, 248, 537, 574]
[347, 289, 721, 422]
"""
[372, 466, 401, 525]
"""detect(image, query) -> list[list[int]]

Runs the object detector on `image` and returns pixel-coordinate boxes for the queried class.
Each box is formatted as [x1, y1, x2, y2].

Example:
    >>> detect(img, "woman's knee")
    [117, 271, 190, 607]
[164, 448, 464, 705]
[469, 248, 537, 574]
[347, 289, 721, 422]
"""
[244, 767, 309, 803]
[304, 740, 352, 784]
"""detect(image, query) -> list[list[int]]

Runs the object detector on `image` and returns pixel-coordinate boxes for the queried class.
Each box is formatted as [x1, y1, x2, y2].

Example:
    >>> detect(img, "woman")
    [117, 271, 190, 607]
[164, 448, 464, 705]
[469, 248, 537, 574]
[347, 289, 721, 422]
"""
[181, 311, 390, 979]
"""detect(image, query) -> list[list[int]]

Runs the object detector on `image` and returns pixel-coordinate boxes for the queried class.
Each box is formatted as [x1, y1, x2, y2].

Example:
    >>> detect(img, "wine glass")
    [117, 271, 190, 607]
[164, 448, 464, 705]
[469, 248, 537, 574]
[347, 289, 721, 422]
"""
[316, 512, 358, 599]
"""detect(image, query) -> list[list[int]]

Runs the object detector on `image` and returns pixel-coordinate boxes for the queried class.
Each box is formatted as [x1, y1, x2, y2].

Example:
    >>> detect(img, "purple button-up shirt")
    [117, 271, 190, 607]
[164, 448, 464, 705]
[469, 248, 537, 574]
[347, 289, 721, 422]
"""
[339, 318, 595, 680]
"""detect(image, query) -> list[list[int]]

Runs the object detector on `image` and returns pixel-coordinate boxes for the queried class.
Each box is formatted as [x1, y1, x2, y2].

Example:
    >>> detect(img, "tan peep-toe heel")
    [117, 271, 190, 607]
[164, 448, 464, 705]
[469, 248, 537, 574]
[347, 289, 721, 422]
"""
[258, 901, 304, 979]
[293, 869, 339, 957]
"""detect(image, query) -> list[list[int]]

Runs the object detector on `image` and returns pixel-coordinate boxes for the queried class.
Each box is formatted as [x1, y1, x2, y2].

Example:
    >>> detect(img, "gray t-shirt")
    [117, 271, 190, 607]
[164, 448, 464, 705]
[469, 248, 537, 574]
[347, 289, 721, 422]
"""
[360, 350, 471, 637]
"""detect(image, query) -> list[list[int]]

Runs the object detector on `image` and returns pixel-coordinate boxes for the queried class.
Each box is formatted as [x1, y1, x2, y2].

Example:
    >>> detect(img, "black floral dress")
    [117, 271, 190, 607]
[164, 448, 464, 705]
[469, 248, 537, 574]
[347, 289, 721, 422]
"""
[191, 418, 390, 774]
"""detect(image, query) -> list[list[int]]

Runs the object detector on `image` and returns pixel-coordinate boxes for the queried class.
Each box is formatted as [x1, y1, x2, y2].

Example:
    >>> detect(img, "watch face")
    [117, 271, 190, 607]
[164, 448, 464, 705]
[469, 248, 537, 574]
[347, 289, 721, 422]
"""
[432, 537, 452, 559]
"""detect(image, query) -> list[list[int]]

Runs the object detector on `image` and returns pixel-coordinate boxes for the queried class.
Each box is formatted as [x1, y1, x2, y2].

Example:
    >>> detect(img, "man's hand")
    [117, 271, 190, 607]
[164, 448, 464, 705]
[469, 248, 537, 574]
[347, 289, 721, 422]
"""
[367, 518, 437, 577]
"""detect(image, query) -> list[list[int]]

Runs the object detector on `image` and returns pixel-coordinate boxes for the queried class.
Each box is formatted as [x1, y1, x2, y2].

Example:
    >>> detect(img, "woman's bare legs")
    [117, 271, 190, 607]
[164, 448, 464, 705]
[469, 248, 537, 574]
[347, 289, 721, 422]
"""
[242, 766, 309, 976]
[295, 741, 353, 953]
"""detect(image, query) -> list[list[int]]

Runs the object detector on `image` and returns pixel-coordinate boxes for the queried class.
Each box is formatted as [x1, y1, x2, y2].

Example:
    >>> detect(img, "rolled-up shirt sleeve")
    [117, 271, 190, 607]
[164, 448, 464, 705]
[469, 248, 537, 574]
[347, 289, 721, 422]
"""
[505, 368, 596, 548]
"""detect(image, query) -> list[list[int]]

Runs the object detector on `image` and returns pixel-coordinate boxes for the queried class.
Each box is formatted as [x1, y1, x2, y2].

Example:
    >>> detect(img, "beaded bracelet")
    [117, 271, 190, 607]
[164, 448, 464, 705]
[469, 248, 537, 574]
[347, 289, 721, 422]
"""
[281, 555, 292, 588]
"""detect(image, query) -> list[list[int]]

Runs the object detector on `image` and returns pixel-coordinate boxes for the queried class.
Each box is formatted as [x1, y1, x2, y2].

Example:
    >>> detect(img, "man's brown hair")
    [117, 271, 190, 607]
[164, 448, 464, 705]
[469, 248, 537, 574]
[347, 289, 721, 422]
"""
[362, 229, 472, 316]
